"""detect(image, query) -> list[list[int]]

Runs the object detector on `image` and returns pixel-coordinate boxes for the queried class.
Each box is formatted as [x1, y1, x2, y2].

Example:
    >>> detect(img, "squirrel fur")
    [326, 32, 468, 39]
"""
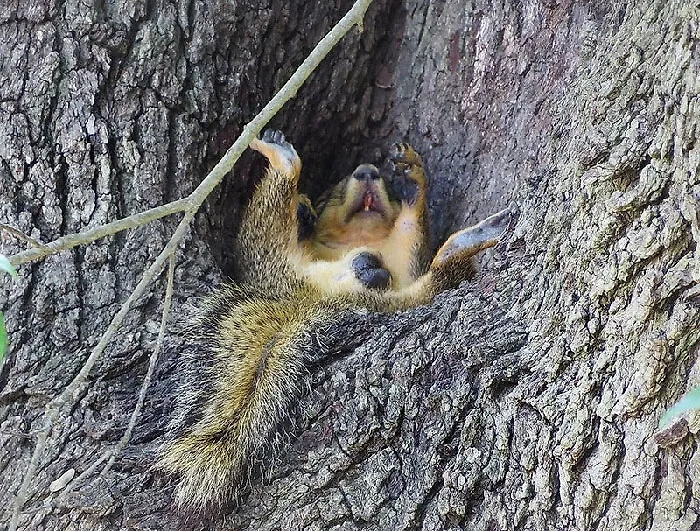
[158, 130, 512, 518]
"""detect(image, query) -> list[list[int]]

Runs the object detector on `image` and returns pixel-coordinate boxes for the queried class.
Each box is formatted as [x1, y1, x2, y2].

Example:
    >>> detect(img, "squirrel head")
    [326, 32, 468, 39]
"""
[311, 164, 402, 247]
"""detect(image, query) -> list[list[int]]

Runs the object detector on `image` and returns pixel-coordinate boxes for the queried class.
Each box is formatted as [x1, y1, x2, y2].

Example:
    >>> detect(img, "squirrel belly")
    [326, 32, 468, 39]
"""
[158, 129, 512, 519]
[304, 143, 431, 289]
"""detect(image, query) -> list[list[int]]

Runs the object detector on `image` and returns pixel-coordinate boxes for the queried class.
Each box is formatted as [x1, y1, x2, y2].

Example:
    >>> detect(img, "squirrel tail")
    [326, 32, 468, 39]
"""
[158, 284, 331, 517]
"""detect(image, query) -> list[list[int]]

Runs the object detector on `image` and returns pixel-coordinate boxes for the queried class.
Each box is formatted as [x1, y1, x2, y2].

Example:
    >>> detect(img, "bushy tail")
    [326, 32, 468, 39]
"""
[158, 284, 333, 518]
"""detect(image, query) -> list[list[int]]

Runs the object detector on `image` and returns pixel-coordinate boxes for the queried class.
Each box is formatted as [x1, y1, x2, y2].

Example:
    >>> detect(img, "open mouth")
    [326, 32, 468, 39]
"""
[362, 190, 375, 212]
[347, 189, 385, 220]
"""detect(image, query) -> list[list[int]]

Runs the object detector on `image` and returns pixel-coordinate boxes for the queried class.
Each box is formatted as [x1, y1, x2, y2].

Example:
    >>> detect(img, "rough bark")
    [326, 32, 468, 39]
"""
[1, 0, 699, 530]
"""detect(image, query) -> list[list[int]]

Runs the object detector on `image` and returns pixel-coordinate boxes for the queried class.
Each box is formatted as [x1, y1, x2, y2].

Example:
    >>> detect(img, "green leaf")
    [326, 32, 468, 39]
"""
[0, 312, 7, 363]
[0, 255, 17, 279]
[660, 386, 700, 427]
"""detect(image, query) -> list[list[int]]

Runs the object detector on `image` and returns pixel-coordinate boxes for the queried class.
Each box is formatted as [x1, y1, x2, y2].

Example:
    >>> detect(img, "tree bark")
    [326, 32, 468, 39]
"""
[1, 0, 699, 530]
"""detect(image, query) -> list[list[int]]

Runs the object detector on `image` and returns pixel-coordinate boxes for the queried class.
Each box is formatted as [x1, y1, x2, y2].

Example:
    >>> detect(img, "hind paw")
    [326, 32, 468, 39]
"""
[433, 208, 513, 265]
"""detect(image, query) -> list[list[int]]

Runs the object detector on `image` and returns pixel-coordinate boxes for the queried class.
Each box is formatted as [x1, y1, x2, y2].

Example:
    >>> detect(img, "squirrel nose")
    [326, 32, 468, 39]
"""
[352, 164, 380, 182]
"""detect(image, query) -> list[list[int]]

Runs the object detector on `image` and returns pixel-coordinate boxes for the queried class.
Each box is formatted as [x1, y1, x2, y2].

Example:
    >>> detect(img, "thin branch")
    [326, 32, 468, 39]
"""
[58, 453, 109, 499]
[8, 198, 190, 266]
[8, 0, 373, 270]
[175, 0, 375, 214]
[100, 251, 176, 477]
[8, 0, 374, 528]
[59, 252, 177, 498]
[9, 211, 193, 531]
[0, 224, 47, 250]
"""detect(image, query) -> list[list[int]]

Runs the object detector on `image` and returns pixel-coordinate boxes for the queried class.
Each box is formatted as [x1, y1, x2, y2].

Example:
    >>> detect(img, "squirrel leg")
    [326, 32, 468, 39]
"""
[251, 130, 315, 240]
[380, 143, 432, 285]
[376, 208, 513, 310]
[426, 207, 512, 296]
[249, 129, 302, 179]
[386, 142, 428, 209]
[432, 208, 513, 267]
[237, 130, 305, 290]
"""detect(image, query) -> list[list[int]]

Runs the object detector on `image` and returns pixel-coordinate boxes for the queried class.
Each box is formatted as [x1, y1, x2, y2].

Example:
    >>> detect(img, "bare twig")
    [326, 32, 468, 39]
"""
[8, 0, 373, 270]
[100, 251, 176, 477]
[9, 211, 193, 531]
[0, 224, 47, 250]
[58, 453, 109, 498]
[8, 0, 374, 528]
[58, 253, 177, 498]
[8, 198, 190, 266]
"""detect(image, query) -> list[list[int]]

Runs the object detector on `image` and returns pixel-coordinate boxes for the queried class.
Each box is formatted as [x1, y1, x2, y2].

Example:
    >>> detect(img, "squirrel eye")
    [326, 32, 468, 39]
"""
[314, 196, 329, 214]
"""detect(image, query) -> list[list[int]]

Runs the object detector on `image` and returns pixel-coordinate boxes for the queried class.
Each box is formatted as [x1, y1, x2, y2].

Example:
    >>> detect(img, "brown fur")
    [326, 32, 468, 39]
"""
[158, 130, 512, 519]
[305, 144, 431, 288]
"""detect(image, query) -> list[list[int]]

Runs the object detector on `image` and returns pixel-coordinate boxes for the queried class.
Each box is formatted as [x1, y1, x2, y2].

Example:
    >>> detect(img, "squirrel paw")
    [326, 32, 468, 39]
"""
[433, 208, 513, 265]
[250, 129, 301, 178]
[386, 142, 426, 205]
[389, 142, 424, 168]
[261, 129, 292, 150]
[351, 252, 391, 290]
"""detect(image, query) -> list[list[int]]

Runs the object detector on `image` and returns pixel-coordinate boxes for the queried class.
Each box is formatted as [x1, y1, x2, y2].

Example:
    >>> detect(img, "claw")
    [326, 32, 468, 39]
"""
[249, 129, 301, 178]
[389, 142, 423, 167]
[261, 129, 286, 145]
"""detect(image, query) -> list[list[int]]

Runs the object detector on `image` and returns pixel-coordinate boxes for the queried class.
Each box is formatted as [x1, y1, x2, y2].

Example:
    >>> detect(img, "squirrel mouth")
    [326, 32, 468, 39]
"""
[363, 191, 374, 211]
[348, 189, 385, 219]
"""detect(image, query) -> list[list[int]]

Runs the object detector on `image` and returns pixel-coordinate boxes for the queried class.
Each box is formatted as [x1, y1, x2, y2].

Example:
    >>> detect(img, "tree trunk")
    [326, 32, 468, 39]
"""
[1, 0, 699, 530]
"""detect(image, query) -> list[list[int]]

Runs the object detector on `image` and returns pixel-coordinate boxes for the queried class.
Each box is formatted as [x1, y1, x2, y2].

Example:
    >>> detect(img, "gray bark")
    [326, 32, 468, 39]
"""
[1, 0, 699, 530]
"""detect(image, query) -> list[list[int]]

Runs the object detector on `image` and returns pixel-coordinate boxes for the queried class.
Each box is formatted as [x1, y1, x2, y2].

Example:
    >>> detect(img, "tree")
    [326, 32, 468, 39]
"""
[1, 0, 698, 529]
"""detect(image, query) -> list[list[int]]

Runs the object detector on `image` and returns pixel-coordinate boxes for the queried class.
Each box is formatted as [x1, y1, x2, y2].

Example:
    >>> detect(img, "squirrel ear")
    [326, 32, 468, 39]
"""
[432, 208, 514, 266]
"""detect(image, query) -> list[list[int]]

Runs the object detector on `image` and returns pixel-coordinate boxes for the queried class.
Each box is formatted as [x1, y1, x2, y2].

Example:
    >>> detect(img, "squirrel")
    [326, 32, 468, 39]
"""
[158, 130, 512, 518]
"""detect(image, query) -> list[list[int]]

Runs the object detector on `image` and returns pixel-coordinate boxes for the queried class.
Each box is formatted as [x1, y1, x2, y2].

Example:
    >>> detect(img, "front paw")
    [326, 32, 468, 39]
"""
[389, 142, 423, 168]
[351, 252, 391, 290]
[386, 142, 427, 205]
[250, 129, 301, 177]
[261, 129, 291, 150]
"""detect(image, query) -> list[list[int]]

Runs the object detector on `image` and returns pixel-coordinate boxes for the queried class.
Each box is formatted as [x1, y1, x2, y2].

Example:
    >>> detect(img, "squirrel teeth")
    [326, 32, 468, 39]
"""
[160, 131, 513, 519]
[363, 192, 373, 211]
